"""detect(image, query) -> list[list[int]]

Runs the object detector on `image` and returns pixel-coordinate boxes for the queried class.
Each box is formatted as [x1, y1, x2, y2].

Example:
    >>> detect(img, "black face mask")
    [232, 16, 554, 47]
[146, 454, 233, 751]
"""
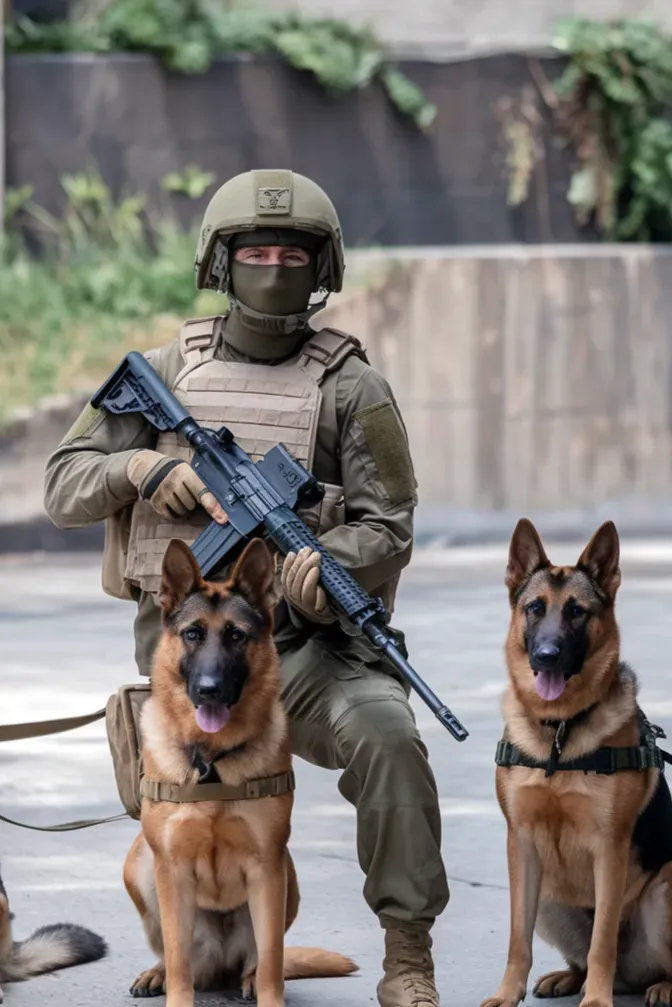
[229, 261, 316, 317]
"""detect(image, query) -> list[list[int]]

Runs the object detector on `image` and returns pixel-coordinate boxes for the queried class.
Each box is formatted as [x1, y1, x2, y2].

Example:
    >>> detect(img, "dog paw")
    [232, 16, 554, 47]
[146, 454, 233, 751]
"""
[130, 963, 166, 997]
[578, 996, 612, 1007]
[646, 982, 672, 1007]
[241, 969, 256, 1000]
[480, 997, 522, 1007]
[533, 970, 586, 998]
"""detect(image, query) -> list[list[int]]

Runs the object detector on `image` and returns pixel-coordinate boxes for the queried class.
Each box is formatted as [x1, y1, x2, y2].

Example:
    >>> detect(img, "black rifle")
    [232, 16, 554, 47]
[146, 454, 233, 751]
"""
[92, 351, 469, 742]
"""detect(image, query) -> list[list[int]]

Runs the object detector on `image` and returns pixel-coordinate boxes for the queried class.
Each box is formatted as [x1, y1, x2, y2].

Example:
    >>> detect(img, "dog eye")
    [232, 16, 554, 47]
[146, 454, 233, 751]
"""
[183, 626, 204, 643]
[566, 601, 586, 620]
[230, 627, 247, 644]
[525, 599, 545, 617]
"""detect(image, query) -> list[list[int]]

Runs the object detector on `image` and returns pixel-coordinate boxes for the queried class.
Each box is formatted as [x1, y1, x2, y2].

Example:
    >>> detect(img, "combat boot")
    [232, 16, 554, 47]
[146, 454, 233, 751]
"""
[377, 928, 439, 1006]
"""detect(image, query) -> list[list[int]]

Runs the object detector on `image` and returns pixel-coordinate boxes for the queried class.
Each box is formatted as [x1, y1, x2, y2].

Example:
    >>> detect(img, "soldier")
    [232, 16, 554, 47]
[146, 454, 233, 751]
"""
[43, 169, 449, 1007]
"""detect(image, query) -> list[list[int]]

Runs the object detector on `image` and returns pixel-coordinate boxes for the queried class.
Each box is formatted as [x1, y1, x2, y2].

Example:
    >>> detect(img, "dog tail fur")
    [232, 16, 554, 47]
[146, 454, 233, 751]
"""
[3, 923, 107, 983]
[283, 946, 358, 980]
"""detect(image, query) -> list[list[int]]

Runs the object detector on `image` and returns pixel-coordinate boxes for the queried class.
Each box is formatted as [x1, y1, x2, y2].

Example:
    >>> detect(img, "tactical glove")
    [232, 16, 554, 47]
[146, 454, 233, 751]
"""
[280, 547, 336, 624]
[126, 449, 228, 524]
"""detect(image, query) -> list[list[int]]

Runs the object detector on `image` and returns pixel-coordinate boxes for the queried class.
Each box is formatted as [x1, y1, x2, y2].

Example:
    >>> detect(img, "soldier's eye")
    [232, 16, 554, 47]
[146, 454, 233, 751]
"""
[282, 249, 310, 266]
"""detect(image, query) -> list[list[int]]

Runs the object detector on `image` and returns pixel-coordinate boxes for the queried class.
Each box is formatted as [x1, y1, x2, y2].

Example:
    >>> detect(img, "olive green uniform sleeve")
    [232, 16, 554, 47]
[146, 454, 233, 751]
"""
[318, 357, 417, 594]
[43, 341, 182, 529]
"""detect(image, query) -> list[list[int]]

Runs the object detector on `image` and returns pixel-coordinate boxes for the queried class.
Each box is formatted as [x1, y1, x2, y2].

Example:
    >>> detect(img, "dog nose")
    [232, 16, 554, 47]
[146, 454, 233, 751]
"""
[533, 643, 560, 667]
[196, 679, 222, 700]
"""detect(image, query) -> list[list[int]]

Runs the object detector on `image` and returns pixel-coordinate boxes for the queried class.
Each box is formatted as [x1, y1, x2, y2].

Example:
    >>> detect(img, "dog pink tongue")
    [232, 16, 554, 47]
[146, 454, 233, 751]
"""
[196, 704, 231, 733]
[535, 670, 566, 701]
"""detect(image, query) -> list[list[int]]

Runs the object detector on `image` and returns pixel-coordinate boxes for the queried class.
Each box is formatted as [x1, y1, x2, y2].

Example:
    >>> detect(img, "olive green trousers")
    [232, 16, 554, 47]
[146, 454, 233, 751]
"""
[277, 628, 450, 931]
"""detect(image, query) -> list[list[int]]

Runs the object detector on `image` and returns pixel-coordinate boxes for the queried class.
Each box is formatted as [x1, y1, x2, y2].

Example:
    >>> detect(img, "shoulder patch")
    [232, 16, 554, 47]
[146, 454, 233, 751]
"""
[62, 402, 105, 443]
[352, 399, 417, 506]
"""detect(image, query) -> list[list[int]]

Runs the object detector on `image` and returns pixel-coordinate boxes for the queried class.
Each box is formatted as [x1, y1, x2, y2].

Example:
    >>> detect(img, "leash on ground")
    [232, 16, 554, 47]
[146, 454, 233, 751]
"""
[0, 708, 130, 833]
[0, 810, 128, 832]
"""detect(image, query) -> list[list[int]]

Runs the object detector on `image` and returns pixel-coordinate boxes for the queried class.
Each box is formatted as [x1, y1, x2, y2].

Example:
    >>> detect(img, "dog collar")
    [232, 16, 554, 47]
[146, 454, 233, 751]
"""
[495, 707, 671, 778]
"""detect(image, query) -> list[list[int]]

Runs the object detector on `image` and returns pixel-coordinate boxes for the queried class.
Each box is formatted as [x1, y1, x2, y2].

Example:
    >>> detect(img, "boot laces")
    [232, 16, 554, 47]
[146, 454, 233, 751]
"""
[387, 933, 437, 1005]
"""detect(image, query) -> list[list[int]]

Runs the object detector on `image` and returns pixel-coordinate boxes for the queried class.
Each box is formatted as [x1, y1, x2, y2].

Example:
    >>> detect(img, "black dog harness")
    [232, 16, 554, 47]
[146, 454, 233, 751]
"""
[495, 707, 672, 779]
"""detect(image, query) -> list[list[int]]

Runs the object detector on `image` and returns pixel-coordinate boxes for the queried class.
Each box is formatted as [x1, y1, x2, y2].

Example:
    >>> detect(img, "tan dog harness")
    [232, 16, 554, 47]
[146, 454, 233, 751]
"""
[140, 770, 296, 804]
[0, 685, 294, 831]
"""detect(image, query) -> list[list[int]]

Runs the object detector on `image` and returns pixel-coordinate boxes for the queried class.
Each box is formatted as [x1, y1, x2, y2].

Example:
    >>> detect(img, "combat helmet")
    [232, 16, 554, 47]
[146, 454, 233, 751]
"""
[194, 169, 345, 299]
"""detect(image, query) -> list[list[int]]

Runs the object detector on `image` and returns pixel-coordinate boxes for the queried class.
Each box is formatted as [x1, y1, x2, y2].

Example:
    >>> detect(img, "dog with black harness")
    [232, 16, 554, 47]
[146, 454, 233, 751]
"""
[482, 519, 672, 1007]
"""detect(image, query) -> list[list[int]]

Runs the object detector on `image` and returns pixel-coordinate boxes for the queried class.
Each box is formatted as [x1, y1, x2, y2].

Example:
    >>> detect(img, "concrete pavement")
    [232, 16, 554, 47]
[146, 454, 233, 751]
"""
[1, 543, 670, 1005]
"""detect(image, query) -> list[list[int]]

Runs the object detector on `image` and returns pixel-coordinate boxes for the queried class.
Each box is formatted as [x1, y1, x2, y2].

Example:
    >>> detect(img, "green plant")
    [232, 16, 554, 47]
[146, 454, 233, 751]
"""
[28, 167, 148, 250]
[6, 1, 436, 130]
[496, 87, 544, 207]
[161, 165, 217, 199]
[548, 17, 672, 240]
[0, 170, 225, 421]
[3, 184, 35, 225]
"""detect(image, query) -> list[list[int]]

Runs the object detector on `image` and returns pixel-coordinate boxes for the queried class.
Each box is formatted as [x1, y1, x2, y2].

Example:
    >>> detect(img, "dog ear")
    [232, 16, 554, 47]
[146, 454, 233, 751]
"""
[159, 539, 203, 614]
[577, 521, 621, 600]
[230, 538, 276, 616]
[505, 519, 550, 599]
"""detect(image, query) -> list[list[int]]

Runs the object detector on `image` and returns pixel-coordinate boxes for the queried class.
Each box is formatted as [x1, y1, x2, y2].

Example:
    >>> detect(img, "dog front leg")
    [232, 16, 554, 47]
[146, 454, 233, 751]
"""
[481, 826, 542, 1007]
[0, 880, 11, 964]
[580, 840, 629, 1007]
[154, 855, 196, 1007]
[246, 853, 287, 1007]
[0, 879, 11, 1004]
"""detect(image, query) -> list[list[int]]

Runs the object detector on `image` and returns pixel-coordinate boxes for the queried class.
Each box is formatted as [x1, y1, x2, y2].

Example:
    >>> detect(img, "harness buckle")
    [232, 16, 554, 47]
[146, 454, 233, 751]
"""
[495, 741, 511, 766]
[246, 780, 261, 799]
[595, 748, 618, 775]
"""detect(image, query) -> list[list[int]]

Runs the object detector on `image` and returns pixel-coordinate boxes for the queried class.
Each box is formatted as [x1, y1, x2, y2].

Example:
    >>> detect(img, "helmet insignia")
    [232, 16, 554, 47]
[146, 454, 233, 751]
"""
[256, 186, 292, 214]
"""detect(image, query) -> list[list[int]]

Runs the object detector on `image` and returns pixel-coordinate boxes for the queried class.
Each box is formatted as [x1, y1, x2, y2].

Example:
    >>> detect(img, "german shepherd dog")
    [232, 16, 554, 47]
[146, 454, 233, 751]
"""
[482, 519, 672, 1007]
[123, 537, 357, 1006]
[0, 862, 106, 1003]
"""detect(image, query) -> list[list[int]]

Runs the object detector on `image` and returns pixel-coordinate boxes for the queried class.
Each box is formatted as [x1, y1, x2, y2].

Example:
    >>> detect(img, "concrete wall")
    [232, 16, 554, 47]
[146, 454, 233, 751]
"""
[6, 52, 587, 247]
[275, 0, 672, 58]
[318, 245, 672, 514]
[0, 393, 104, 552]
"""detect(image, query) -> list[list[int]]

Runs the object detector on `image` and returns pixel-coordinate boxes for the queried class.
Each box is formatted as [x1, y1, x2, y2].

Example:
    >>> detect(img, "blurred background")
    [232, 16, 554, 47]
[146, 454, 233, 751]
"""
[3, 0, 672, 551]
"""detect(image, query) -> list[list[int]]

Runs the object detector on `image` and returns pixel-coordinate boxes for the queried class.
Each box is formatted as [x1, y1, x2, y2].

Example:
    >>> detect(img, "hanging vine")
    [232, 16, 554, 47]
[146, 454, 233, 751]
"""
[5, 0, 436, 130]
[541, 17, 672, 240]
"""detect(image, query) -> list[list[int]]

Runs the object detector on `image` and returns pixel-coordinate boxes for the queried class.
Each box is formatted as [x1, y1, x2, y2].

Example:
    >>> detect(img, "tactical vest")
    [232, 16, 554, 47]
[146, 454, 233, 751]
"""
[117, 317, 368, 597]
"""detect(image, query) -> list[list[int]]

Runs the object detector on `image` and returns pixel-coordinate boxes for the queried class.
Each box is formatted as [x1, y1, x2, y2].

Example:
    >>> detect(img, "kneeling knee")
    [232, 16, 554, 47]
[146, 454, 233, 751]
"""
[336, 698, 424, 765]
